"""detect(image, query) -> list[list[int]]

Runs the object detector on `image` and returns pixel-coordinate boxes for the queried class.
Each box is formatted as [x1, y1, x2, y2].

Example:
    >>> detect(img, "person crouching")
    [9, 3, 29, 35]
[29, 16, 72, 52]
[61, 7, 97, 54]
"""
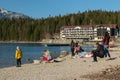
[91, 42, 104, 62]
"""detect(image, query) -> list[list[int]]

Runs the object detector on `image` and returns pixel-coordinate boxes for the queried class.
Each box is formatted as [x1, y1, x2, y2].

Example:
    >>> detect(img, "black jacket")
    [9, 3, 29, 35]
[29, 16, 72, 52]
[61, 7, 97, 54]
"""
[94, 44, 104, 57]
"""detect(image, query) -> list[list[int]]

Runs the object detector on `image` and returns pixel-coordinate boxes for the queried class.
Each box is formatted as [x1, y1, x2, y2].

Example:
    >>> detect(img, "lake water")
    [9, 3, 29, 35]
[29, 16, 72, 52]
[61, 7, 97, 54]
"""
[0, 43, 94, 68]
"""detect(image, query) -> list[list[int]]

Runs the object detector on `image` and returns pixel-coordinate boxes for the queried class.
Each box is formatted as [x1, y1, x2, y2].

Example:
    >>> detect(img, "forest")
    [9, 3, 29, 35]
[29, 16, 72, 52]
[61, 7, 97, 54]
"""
[0, 10, 120, 41]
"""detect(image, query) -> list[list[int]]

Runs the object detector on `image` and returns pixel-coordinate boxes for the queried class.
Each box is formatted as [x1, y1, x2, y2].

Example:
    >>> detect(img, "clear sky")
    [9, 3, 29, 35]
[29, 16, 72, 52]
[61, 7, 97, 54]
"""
[0, 0, 120, 18]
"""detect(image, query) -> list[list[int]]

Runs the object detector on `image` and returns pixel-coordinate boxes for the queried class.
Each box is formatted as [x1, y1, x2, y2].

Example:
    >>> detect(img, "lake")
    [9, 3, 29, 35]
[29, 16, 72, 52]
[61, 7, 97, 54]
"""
[0, 43, 94, 68]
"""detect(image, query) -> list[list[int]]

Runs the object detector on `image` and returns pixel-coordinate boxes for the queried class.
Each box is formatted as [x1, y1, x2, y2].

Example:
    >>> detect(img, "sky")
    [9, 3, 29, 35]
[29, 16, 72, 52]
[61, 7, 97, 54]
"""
[0, 0, 120, 19]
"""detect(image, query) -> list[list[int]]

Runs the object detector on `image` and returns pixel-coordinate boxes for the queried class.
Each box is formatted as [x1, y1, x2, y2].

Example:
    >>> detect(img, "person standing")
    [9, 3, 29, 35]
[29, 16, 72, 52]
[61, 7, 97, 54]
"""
[15, 46, 22, 67]
[70, 40, 75, 56]
[102, 31, 111, 59]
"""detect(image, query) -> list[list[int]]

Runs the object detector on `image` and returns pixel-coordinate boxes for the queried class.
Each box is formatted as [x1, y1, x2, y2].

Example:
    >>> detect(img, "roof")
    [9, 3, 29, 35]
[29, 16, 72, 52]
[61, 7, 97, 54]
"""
[60, 25, 93, 30]
[95, 24, 117, 28]
[60, 24, 117, 30]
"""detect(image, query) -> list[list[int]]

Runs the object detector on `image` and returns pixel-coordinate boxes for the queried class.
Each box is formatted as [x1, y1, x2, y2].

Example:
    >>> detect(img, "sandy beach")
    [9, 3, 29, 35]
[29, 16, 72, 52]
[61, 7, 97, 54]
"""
[0, 43, 120, 80]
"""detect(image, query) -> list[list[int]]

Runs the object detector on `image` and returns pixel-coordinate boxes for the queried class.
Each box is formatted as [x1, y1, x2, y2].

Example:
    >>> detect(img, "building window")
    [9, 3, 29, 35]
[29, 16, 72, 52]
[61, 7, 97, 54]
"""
[97, 28, 107, 36]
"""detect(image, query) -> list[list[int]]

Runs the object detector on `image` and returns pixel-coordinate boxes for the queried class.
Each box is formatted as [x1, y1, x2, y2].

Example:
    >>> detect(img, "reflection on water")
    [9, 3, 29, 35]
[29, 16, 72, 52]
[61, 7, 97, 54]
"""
[0, 43, 94, 68]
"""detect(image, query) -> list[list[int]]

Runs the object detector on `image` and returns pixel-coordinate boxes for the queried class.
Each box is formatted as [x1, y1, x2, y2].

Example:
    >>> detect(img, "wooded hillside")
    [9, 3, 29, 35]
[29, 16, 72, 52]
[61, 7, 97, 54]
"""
[0, 10, 120, 41]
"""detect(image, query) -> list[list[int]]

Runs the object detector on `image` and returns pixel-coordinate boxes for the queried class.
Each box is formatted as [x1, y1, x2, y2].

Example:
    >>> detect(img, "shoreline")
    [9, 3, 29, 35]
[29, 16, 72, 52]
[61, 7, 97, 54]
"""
[0, 41, 70, 46]
[0, 46, 120, 80]
[0, 39, 101, 46]
[0, 41, 41, 43]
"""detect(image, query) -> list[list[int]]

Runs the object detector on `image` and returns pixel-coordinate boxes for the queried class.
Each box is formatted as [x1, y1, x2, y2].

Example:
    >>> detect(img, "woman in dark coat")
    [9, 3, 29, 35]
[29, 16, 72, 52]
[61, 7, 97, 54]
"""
[70, 40, 75, 56]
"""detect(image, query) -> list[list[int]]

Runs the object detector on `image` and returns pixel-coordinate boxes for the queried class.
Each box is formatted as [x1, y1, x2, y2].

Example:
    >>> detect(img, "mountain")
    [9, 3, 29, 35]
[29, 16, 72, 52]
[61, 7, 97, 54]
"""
[0, 8, 29, 19]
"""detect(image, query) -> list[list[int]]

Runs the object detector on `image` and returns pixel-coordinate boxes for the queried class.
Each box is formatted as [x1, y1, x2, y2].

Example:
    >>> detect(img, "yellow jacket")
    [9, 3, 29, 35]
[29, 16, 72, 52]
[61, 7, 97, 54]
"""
[15, 49, 22, 59]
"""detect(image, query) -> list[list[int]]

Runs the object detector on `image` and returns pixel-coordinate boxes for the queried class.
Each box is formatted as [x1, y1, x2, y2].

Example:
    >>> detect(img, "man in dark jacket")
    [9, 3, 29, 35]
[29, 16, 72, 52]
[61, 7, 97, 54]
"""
[91, 42, 104, 62]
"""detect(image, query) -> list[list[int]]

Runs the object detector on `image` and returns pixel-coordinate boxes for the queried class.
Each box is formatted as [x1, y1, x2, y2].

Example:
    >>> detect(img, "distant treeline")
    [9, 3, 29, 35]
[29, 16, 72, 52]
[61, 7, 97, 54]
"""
[0, 10, 120, 41]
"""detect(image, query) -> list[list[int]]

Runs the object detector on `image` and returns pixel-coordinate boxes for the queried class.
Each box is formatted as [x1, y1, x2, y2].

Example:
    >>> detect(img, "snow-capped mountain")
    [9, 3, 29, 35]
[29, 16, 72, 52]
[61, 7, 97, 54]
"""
[0, 8, 29, 19]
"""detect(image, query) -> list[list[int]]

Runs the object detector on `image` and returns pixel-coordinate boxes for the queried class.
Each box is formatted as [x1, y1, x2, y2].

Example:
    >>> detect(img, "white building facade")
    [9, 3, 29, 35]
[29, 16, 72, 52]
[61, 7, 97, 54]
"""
[60, 24, 119, 41]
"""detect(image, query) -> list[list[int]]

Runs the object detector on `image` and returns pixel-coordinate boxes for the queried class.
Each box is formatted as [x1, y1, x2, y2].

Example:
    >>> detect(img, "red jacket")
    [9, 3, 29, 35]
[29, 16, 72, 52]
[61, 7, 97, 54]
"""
[102, 37, 110, 45]
[43, 55, 52, 62]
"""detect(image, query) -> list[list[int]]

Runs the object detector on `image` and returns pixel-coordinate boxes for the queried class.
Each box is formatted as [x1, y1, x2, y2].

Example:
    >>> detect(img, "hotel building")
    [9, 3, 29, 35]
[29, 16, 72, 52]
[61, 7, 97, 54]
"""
[60, 24, 119, 41]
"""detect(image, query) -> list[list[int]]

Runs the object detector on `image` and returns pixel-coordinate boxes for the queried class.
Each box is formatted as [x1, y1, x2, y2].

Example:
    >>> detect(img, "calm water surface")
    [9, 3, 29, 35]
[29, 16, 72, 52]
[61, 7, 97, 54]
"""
[0, 43, 94, 68]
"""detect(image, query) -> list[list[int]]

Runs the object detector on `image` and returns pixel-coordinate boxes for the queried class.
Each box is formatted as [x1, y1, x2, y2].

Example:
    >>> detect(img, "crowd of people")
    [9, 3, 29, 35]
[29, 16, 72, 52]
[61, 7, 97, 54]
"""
[15, 31, 113, 67]
[70, 31, 112, 62]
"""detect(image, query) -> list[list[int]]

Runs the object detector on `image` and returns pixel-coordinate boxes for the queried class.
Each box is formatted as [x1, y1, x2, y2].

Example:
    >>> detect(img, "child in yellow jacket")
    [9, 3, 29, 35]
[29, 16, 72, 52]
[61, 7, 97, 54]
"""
[15, 46, 22, 67]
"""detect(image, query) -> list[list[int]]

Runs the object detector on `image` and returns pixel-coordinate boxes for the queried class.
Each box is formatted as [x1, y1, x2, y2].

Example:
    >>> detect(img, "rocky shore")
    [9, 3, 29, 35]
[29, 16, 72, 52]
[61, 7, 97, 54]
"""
[82, 65, 120, 80]
[0, 42, 120, 80]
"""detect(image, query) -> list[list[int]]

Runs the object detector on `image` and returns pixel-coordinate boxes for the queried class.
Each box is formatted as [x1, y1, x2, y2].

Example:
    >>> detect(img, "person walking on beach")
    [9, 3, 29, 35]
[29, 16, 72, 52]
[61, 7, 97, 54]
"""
[70, 40, 75, 56]
[102, 31, 111, 59]
[91, 42, 104, 62]
[15, 46, 22, 67]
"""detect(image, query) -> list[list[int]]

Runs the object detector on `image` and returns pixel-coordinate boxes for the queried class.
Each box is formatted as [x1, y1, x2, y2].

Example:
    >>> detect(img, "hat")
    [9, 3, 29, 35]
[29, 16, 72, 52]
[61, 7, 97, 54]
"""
[16, 46, 20, 50]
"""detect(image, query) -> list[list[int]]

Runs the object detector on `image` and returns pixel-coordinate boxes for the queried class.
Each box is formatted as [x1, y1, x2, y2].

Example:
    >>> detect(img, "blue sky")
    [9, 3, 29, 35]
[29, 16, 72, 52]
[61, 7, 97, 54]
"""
[0, 0, 120, 18]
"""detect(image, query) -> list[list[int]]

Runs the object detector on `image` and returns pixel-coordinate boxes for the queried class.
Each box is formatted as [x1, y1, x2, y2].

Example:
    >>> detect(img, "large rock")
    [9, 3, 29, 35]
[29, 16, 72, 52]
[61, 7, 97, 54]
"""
[59, 50, 69, 58]
[33, 60, 40, 64]
[55, 51, 72, 61]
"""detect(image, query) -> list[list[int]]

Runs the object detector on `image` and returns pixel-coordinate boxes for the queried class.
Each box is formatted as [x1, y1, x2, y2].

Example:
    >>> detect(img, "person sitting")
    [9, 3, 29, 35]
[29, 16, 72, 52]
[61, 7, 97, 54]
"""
[91, 42, 104, 62]
[42, 50, 61, 63]
[42, 50, 54, 63]
[74, 45, 84, 58]
[74, 45, 80, 55]
[79, 46, 84, 52]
